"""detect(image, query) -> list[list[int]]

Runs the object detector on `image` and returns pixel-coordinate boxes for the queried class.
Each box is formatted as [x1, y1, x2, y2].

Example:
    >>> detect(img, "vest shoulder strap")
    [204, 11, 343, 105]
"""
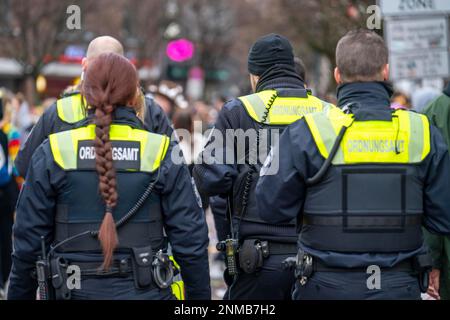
[49, 124, 170, 172]
[304, 108, 431, 164]
[56, 93, 87, 124]
[238, 90, 332, 125]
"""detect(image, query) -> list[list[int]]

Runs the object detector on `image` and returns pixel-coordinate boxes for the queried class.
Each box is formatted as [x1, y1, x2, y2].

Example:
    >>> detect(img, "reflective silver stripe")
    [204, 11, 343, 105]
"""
[243, 93, 268, 123]
[55, 130, 77, 169]
[310, 113, 345, 164]
[407, 113, 424, 163]
[57, 95, 85, 123]
[142, 133, 168, 172]
[58, 97, 73, 122]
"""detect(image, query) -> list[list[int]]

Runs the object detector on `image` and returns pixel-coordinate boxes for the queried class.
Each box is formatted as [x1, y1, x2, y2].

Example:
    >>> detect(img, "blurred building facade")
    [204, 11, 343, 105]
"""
[0, 0, 376, 104]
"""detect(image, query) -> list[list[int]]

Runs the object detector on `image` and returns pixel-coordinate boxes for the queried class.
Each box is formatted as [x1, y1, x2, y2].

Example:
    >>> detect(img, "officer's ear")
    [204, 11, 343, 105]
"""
[382, 64, 389, 81]
[81, 57, 88, 72]
[334, 67, 342, 85]
[250, 74, 259, 93]
[128, 89, 139, 108]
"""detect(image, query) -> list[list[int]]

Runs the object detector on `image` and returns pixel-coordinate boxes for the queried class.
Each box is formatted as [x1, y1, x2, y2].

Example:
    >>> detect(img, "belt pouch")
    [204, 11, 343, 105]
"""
[132, 246, 153, 288]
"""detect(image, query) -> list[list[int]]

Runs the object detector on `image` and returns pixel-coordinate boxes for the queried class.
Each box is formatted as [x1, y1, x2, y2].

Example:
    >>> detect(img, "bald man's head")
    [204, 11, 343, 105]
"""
[86, 36, 124, 59]
[82, 36, 124, 73]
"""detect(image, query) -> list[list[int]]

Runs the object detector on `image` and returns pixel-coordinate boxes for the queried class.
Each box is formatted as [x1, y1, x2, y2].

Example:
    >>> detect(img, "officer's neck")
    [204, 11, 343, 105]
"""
[336, 81, 393, 110]
[87, 105, 143, 129]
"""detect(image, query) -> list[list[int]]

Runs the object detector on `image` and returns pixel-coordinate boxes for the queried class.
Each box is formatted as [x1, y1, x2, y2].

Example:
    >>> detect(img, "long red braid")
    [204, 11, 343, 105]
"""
[82, 53, 138, 269]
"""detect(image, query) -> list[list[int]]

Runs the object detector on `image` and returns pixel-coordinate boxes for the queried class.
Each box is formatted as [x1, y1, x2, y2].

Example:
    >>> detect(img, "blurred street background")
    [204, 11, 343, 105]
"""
[0, 0, 382, 107]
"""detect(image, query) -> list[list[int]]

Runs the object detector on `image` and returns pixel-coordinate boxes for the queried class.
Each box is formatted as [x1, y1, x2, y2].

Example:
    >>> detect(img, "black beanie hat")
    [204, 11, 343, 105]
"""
[248, 33, 295, 76]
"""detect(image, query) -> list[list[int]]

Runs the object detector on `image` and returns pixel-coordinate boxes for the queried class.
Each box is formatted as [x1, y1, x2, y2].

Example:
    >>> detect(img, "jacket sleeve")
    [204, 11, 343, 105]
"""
[256, 123, 307, 224]
[193, 100, 240, 196]
[144, 96, 174, 138]
[257, 119, 325, 225]
[159, 144, 211, 300]
[423, 228, 444, 269]
[8, 141, 61, 300]
[15, 103, 57, 177]
[422, 125, 450, 236]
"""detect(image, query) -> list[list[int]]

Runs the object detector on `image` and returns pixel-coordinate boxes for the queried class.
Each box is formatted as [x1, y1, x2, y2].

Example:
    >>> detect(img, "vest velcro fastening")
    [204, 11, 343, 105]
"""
[49, 124, 169, 172]
[304, 108, 431, 164]
[238, 90, 333, 125]
[56, 93, 87, 124]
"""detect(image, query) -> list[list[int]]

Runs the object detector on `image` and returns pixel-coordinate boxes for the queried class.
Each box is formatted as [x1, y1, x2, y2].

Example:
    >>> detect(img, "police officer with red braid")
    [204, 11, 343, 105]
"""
[8, 53, 210, 300]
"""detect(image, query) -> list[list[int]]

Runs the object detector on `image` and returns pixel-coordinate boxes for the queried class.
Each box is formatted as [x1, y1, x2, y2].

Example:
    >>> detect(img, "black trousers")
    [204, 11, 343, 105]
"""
[224, 254, 295, 300]
[0, 179, 18, 288]
[293, 271, 421, 300]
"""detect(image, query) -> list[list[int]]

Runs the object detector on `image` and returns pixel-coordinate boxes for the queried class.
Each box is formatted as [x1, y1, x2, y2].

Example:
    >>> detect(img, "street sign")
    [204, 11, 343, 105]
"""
[385, 17, 448, 52]
[385, 16, 450, 80]
[390, 50, 450, 79]
[379, 0, 450, 17]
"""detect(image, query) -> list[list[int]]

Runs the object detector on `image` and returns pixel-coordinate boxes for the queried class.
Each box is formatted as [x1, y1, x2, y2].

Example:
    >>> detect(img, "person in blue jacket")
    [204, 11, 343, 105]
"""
[256, 29, 450, 300]
[15, 36, 173, 178]
[7, 53, 210, 300]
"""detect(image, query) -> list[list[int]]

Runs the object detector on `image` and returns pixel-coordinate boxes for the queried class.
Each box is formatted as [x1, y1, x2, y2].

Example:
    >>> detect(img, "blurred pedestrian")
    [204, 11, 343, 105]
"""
[193, 100, 214, 132]
[213, 95, 228, 113]
[12, 93, 33, 142]
[172, 108, 205, 171]
[148, 81, 188, 121]
[422, 81, 450, 300]
[412, 86, 441, 113]
[391, 91, 411, 110]
[0, 91, 21, 180]
[0, 90, 20, 299]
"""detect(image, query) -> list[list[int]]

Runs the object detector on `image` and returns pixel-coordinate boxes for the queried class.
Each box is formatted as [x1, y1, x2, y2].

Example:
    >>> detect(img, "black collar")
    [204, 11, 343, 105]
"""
[337, 81, 394, 121]
[83, 106, 144, 129]
[256, 64, 305, 92]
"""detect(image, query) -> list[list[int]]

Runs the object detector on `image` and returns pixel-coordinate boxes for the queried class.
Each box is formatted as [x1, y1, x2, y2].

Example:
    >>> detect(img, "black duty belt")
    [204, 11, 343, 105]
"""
[313, 259, 415, 273]
[71, 259, 133, 277]
[267, 242, 298, 255]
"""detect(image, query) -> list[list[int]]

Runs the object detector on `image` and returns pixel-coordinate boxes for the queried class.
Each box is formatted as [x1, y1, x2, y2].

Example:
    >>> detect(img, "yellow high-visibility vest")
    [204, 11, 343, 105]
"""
[239, 89, 333, 125]
[304, 107, 431, 164]
[56, 93, 87, 124]
[49, 124, 169, 172]
[169, 256, 185, 300]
